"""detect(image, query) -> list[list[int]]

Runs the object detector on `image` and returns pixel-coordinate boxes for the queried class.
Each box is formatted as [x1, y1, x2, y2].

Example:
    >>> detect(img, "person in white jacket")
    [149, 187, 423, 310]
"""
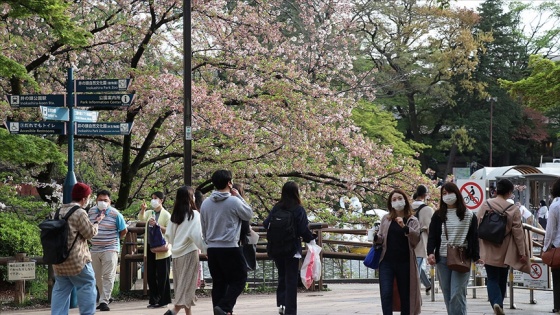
[164, 186, 207, 315]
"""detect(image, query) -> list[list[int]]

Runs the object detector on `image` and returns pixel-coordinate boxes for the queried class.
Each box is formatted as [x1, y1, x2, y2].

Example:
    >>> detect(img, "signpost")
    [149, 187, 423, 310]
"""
[75, 93, 135, 107]
[75, 79, 131, 92]
[40, 106, 99, 122]
[75, 122, 133, 135]
[5, 121, 66, 135]
[6, 94, 65, 108]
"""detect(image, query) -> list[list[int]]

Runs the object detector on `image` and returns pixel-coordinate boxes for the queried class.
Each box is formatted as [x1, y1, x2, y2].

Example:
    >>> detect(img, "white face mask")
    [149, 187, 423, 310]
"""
[150, 199, 160, 209]
[442, 194, 457, 205]
[97, 201, 108, 211]
[392, 200, 406, 211]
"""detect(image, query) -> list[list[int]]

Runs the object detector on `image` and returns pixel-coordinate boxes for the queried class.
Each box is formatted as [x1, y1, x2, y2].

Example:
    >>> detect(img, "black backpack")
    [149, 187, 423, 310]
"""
[266, 207, 298, 258]
[39, 205, 80, 264]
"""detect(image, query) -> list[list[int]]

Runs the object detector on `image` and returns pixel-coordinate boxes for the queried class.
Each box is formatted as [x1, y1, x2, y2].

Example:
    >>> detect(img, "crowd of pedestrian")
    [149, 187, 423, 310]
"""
[48, 172, 554, 315]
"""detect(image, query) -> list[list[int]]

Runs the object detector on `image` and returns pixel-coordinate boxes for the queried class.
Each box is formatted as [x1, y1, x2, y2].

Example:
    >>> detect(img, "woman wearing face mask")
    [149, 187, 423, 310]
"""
[477, 179, 530, 315]
[138, 191, 172, 309]
[374, 188, 421, 315]
[426, 182, 481, 315]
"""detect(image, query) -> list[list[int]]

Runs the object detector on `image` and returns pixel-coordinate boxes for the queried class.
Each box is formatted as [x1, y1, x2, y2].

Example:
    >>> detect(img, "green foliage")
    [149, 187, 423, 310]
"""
[0, 212, 42, 260]
[0, 185, 52, 220]
[351, 100, 427, 157]
[0, 55, 38, 90]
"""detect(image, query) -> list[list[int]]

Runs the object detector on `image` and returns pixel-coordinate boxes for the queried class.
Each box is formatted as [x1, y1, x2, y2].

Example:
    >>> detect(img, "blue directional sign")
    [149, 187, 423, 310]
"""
[75, 94, 135, 107]
[6, 94, 65, 108]
[75, 122, 133, 135]
[5, 121, 66, 135]
[40, 106, 99, 123]
[75, 79, 131, 92]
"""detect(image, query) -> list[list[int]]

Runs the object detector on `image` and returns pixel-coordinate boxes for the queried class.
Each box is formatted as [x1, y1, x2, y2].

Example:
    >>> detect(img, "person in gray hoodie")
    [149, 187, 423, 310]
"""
[200, 170, 253, 315]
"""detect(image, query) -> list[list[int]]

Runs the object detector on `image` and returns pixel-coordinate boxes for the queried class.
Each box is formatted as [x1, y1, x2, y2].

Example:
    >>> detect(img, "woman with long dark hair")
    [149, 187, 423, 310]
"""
[426, 182, 480, 315]
[264, 181, 315, 315]
[164, 186, 206, 315]
[374, 188, 421, 315]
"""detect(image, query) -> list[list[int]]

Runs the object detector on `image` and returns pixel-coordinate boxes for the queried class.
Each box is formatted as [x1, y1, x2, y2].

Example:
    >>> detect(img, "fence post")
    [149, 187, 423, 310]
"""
[13, 253, 27, 303]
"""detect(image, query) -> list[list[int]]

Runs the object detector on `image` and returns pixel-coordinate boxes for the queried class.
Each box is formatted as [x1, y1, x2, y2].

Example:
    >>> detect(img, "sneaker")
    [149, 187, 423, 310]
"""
[98, 302, 110, 311]
[425, 286, 431, 295]
[278, 305, 285, 315]
[493, 304, 505, 315]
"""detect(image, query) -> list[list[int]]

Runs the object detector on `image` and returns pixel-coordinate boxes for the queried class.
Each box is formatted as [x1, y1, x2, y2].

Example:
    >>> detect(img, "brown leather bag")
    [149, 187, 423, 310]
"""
[444, 221, 471, 273]
[542, 247, 560, 269]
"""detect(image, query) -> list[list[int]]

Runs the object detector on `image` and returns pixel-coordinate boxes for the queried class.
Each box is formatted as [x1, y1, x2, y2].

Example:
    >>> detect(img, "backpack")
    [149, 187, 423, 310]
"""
[266, 207, 298, 258]
[478, 201, 513, 244]
[39, 205, 81, 264]
[414, 204, 427, 219]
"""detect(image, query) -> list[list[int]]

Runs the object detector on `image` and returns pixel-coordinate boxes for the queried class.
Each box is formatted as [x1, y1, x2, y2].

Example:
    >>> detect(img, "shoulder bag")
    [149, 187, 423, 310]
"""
[444, 221, 471, 273]
[542, 246, 560, 269]
[478, 201, 512, 244]
[149, 223, 169, 253]
[363, 244, 382, 269]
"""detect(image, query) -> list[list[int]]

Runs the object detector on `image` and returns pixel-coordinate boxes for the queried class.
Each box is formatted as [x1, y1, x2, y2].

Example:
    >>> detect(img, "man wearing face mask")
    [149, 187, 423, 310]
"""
[138, 191, 172, 309]
[51, 182, 104, 315]
[88, 190, 127, 311]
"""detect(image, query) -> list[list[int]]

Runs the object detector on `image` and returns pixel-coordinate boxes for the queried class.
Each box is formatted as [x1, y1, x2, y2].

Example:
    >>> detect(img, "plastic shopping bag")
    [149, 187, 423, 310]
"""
[300, 241, 322, 289]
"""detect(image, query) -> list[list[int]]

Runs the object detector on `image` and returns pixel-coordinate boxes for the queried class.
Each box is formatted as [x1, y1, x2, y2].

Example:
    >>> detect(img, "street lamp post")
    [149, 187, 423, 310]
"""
[488, 97, 497, 167]
[184, 0, 192, 186]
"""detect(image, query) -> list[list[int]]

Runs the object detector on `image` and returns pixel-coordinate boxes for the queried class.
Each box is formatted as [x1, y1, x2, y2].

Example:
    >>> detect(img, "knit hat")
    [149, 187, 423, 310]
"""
[72, 182, 92, 201]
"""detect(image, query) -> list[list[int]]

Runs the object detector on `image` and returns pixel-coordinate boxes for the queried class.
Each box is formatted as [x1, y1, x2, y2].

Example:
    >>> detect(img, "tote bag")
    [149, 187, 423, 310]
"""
[363, 244, 382, 269]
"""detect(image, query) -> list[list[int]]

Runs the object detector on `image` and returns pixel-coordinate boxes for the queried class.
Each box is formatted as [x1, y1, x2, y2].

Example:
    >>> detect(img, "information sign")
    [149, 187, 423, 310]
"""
[6, 121, 67, 135]
[75, 93, 135, 107]
[75, 79, 131, 92]
[75, 122, 133, 135]
[8, 262, 36, 281]
[6, 94, 65, 108]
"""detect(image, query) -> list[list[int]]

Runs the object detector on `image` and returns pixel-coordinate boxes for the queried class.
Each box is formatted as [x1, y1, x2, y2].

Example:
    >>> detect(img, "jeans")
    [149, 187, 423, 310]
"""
[416, 257, 431, 289]
[378, 259, 410, 315]
[274, 256, 300, 315]
[485, 264, 509, 308]
[51, 263, 96, 315]
[91, 251, 118, 305]
[436, 256, 470, 315]
[207, 247, 248, 313]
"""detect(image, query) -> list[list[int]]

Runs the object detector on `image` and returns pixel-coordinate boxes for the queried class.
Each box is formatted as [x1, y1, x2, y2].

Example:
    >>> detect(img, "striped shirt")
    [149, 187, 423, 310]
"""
[53, 203, 98, 276]
[88, 206, 127, 253]
[439, 209, 473, 257]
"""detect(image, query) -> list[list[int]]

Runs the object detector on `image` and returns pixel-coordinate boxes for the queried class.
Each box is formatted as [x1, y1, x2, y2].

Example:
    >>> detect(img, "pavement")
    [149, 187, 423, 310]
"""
[2, 283, 557, 315]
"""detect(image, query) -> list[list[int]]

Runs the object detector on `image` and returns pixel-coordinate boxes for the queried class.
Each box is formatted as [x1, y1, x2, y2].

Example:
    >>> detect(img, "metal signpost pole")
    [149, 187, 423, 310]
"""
[63, 67, 77, 204]
[184, 0, 192, 186]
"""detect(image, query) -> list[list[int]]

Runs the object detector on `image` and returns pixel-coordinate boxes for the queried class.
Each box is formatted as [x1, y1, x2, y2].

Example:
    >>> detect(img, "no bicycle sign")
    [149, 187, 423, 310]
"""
[456, 180, 486, 211]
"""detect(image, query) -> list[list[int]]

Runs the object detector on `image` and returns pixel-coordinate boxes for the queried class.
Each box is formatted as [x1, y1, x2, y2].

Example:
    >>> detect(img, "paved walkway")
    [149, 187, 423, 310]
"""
[4, 283, 556, 314]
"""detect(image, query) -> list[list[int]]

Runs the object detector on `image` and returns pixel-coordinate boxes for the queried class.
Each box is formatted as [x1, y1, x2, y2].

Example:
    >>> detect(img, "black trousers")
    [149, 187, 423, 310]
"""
[274, 256, 300, 315]
[207, 247, 248, 313]
[552, 268, 560, 310]
[146, 248, 171, 306]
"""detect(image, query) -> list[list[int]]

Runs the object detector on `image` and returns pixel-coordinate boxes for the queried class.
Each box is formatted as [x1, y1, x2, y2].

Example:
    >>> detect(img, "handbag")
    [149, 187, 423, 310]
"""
[242, 241, 257, 271]
[542, 247, 560, 269]
[444, 221, 471, 273]
[148, 223, 168, 253]
[478, 201, 512, 244]
[363, 244, 382, 269]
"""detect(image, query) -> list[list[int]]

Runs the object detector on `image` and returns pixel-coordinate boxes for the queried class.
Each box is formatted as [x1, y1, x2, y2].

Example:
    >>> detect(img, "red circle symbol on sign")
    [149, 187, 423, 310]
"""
[459, 182, 484, 210]
[530, 264, 542, 279]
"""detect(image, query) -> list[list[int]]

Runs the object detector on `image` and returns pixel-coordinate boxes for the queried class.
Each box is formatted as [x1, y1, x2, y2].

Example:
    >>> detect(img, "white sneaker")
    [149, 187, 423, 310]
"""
[493, 304, 505, 315]
[278, 305, 285, 315]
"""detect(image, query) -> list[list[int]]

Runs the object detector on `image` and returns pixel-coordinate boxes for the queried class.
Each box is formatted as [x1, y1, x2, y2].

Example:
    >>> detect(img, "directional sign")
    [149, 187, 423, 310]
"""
[5, 121, 66, 135]
[75, 94, 135, 107]
[75, 122, 133, 135]
[40, 107, 99, 123]
[75, 79, 131, 92]
[6, 94, 65, 108]
[457, 180, 486, 211]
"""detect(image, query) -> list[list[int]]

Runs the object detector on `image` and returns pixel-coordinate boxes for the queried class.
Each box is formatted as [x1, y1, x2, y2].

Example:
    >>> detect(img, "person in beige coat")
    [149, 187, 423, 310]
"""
[478, 179, 530, 315]
[374, 188, 421, 315]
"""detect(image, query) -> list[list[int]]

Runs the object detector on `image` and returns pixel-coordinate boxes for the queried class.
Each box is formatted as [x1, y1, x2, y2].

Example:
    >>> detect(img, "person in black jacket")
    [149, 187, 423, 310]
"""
[426, 182, 481, 315]
[264, 181, 316, 315]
